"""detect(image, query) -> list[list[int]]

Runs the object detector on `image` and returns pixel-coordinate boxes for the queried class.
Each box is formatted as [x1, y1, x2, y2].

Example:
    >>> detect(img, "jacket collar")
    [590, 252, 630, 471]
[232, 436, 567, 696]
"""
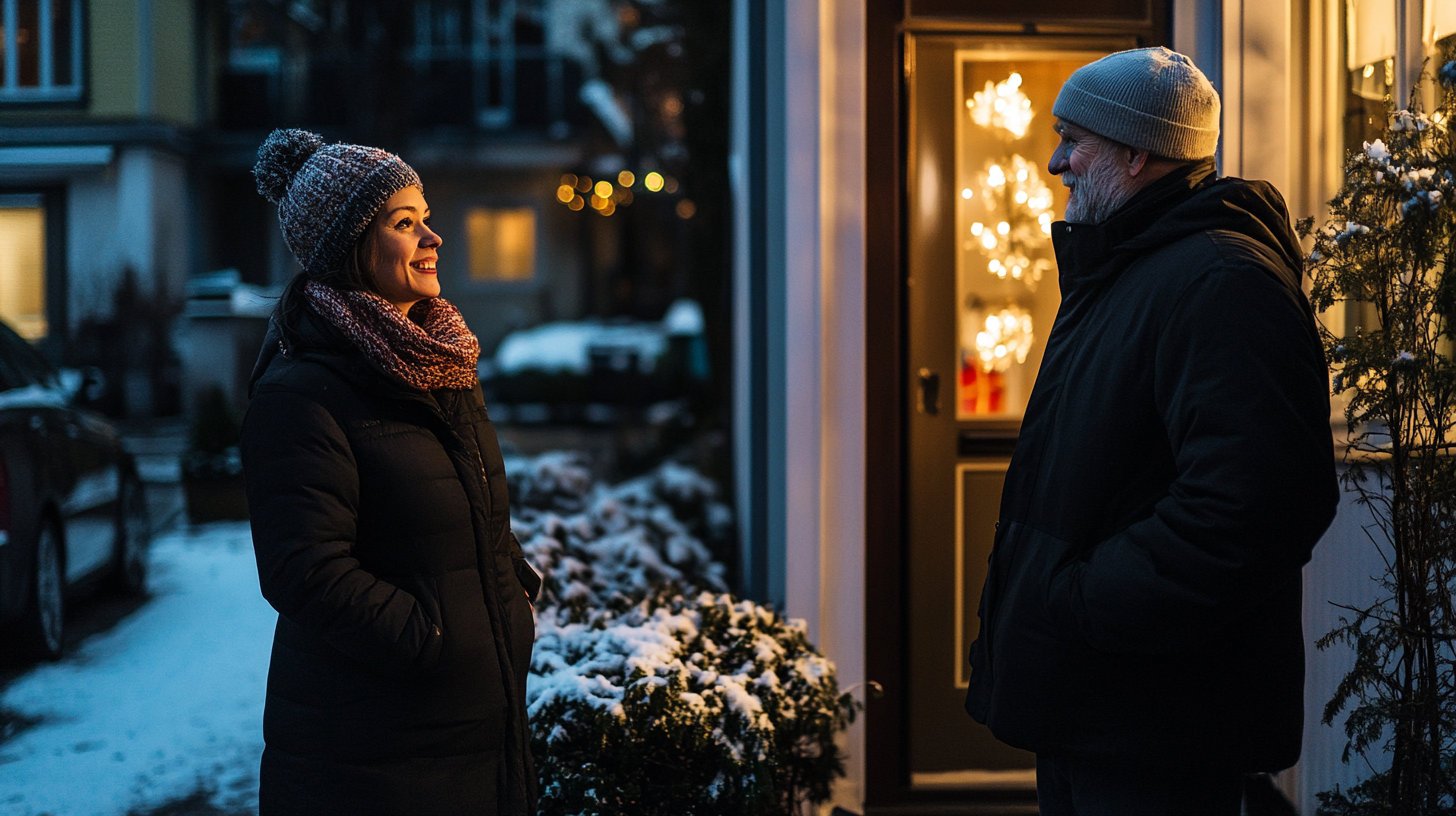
[1050, 158, 1217, 290]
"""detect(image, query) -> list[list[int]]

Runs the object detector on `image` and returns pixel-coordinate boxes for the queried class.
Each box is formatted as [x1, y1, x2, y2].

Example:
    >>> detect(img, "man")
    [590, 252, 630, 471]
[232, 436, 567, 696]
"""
[964, 47, 1338, 815]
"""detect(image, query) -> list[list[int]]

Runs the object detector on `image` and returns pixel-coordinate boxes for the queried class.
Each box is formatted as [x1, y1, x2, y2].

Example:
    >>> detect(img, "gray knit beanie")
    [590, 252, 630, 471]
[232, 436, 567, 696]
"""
[1052, 47, 1220, 161]
[253, 129, 423, 276]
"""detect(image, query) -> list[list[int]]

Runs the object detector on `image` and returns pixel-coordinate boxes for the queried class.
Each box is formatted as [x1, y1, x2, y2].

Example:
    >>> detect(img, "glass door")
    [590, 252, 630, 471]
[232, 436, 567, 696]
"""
[904, 33, 1130, 792]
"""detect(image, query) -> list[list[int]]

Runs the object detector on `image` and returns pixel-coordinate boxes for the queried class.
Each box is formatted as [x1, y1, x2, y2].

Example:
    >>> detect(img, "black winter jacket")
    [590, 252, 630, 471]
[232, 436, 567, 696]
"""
[241, 303, 540, 815]
[964, 161, 1339, 771]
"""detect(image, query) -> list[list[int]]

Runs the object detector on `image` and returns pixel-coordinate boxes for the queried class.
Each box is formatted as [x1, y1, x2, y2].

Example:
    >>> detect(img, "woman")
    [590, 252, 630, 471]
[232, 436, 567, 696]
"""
[241, 129, 539, 815]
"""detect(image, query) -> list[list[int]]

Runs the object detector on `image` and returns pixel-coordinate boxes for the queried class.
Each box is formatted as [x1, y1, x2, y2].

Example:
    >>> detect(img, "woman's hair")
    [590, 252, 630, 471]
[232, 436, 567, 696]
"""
[275, 218, 383, 331]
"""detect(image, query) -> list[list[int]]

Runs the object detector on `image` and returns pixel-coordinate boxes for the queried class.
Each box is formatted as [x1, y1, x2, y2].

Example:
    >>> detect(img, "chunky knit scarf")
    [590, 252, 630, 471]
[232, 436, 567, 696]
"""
[304, 281, 480, 390]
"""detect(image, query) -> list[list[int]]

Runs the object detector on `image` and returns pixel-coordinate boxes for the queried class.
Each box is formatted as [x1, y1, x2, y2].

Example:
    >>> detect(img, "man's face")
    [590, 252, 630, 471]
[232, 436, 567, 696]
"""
[1048, 120, 1140, 225]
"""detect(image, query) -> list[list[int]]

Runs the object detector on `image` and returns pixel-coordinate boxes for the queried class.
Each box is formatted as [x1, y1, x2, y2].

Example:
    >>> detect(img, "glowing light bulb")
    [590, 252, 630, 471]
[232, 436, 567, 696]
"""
[644, 172, 665, 192]
[997, 221, 1010, 235]
[971, 222, 984, 236]
[968, 73, 1035, 137]
[962, 188, 974, 199]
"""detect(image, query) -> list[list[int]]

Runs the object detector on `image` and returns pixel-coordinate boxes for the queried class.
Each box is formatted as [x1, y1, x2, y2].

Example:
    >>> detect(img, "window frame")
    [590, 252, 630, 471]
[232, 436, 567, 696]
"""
[0, 0, 86, 106]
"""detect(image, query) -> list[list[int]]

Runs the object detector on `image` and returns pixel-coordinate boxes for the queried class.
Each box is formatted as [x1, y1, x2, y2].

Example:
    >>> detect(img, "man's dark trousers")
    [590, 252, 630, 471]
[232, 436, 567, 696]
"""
[1035, 754, 1242, 816]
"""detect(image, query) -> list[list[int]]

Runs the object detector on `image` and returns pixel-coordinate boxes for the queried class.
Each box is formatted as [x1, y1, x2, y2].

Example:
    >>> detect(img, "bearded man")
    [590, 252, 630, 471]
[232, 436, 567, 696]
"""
[963, 47, 1338, 815]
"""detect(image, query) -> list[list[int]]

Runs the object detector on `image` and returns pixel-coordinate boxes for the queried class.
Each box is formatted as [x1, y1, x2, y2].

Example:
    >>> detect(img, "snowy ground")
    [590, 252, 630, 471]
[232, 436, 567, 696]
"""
[0, 522, 272, 816]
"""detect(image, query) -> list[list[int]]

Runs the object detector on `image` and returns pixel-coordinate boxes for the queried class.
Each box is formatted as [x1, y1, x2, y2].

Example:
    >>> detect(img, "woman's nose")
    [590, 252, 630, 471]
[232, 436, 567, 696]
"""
[422, 226, 442, 248]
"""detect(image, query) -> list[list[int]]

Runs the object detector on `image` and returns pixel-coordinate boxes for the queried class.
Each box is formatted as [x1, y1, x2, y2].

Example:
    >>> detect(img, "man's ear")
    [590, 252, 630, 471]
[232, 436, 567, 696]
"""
[1126, 146, 1151, 177]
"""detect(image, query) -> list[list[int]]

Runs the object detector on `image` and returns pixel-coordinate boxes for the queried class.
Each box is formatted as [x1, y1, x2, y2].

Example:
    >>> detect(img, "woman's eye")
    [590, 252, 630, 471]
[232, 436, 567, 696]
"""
[395, 218, 412, 230]
[423, 217, 431, 227]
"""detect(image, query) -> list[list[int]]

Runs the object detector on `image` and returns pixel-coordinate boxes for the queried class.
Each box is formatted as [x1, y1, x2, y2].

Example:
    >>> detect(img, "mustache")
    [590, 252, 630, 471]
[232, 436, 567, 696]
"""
[1061, 172, 1078, 189]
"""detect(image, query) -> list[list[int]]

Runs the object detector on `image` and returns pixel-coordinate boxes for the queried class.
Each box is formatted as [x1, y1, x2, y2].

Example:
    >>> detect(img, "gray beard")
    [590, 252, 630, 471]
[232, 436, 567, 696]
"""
[1062, 154, 1140, 224]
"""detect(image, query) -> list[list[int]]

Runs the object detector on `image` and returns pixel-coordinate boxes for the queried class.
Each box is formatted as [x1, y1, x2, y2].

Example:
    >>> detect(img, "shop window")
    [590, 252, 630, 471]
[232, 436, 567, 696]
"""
[465, 206, 537, 282]
[1341, 1, 1456, 332]
[1344, 0, 1456, 151]
[0, 0, 84, 103]
[0, 202, 47, 340]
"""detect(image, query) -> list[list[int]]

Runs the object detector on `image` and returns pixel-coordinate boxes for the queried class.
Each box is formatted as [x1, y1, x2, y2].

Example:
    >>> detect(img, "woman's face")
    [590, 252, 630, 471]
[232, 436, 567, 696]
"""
[369, 186, 442, 313]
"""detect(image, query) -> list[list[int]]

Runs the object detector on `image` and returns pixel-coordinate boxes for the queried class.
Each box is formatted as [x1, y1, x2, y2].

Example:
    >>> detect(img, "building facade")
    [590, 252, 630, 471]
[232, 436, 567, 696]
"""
[733, 0, 1424, 812]
[0, 0, 196, 415]
[0, 0, 715, 417]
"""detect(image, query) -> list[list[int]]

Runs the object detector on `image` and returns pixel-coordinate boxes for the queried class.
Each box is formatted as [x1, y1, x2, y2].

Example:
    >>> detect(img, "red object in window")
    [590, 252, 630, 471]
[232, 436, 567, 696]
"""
[960, 362, 1005, 415]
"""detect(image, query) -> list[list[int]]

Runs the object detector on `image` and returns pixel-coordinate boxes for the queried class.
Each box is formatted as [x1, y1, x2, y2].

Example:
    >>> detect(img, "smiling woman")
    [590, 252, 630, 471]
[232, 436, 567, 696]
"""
[371, 187, 443, 312]
[241, 129, 539, 816]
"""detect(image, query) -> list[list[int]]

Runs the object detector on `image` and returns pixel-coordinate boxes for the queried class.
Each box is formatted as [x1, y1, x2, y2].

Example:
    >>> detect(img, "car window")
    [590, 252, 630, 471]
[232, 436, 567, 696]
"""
[0, 321, 56, 392]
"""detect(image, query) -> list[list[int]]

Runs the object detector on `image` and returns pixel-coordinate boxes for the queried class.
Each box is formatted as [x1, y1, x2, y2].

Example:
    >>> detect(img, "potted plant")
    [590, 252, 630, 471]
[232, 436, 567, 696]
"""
[1300, 52, 1456, 814]
[181, 385, 247, 522]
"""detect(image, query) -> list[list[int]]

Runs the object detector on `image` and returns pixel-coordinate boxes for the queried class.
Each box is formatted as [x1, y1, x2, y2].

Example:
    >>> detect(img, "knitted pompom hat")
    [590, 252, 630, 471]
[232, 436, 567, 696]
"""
[1052, 47, 1220, 161]
[253, 129, 423, 276]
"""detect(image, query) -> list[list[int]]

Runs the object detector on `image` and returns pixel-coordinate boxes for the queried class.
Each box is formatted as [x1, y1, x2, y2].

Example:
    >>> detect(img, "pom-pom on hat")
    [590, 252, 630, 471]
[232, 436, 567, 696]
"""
[1052, 47, 1221, 161]
[253, 129, 423, 276]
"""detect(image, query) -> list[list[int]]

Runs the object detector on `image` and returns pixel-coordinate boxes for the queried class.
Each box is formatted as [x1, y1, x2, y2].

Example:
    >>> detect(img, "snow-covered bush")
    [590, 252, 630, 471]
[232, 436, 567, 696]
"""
[509, 453, 731, 615]
[515, 452, 856, 814]
[528, 593, 856, 815]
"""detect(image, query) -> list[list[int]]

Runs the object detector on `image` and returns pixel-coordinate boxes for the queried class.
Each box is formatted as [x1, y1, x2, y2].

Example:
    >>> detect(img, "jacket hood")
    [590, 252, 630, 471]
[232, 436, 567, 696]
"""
[1122, 175, 1305, 292]
[248, 299, 423, 404]
[1053, 161, 1305, 296]
[249, 305, 346, 397]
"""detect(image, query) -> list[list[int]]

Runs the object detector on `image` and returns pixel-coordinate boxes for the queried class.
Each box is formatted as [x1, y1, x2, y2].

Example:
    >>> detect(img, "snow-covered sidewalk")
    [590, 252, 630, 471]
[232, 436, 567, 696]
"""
[0, 522, 272, 816]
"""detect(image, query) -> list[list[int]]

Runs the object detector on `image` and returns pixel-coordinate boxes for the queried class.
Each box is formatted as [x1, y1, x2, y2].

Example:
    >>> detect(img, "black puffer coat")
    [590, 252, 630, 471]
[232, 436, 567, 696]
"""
[241, 303, 540, 815]
[965, 161, 1339, 772]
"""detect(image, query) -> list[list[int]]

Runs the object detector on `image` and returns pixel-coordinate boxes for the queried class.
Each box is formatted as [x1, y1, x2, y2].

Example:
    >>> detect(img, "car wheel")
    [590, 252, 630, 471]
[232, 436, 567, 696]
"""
[20, 521, 64, 660]
[109, 472, 150, 595]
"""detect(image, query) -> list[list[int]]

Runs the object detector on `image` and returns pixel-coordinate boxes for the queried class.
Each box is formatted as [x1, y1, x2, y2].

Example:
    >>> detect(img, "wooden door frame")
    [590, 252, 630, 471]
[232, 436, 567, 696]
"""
[861, 1, 1169, 809]
[863, 0, 908, 810]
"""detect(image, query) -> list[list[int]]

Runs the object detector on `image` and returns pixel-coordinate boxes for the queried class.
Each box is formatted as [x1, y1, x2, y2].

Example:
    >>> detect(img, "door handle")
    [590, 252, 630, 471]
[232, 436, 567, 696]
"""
[917, 368, 940, 415]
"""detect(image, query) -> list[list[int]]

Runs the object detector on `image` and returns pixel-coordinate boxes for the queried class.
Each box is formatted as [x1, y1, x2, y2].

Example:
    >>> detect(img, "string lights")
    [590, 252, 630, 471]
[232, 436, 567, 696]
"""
[556, 171, 677, 217]
[967, 72, 1035, 139]
[971, 305, 1034, 373]
[967, 154, 1055, 285]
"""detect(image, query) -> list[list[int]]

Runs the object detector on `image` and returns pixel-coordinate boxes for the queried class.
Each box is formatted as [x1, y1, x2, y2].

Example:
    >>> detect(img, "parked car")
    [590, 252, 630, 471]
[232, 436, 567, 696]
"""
[0, 320, 150, 660]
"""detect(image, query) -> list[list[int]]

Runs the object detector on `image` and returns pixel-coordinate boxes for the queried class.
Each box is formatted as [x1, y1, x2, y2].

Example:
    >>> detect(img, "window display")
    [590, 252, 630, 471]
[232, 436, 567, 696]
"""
[955, 56, 1090, 419]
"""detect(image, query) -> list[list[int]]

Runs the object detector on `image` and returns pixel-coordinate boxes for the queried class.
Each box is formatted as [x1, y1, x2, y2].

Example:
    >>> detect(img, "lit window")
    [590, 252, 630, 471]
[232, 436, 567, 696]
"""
[0, 203, 46, 340]
[465, 207, 537, 282]
[0, 0, 84, 103]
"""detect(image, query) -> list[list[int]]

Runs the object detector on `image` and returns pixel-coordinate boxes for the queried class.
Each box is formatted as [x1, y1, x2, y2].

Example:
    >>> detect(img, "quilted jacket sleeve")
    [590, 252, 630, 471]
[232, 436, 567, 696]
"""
[1052, 248, 1339, 655]
[242, 387, 443, 675]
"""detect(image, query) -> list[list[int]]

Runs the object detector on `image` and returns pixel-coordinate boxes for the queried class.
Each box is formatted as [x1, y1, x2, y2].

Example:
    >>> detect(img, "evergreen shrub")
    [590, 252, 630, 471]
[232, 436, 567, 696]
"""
[513, 453, 856, 815]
